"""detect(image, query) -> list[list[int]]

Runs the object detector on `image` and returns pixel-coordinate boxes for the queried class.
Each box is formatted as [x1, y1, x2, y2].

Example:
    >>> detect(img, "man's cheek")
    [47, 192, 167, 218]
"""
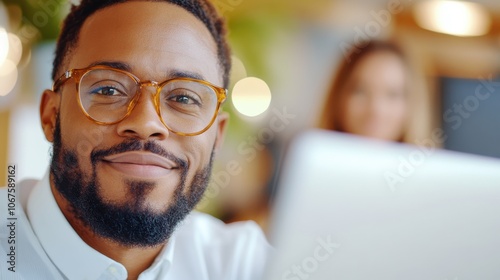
[74, 126, 110, 157]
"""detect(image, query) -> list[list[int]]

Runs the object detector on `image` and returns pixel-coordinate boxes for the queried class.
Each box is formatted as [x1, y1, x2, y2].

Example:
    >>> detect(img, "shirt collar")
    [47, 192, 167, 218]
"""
[27, 171, 127, 279]
[139, 235, 175, 279]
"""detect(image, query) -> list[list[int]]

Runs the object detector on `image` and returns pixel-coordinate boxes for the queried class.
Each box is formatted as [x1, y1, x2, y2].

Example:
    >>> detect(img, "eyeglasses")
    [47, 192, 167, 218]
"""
[52, 65, 227, 136]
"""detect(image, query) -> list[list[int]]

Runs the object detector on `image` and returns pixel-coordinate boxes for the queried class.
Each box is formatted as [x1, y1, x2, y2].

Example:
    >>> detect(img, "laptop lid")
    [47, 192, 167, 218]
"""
[265, 130, 500, 280]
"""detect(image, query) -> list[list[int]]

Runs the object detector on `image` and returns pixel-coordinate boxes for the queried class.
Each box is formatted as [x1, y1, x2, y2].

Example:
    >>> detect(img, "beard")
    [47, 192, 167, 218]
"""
[50, 114, 214, 247]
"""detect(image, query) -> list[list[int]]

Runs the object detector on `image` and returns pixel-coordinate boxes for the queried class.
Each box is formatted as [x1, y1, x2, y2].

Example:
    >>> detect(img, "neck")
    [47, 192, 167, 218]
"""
[51, 183, 165, 280]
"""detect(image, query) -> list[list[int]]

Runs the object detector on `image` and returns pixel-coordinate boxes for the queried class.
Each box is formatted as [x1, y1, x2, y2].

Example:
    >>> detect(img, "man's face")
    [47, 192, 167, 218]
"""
[40, 1, 227, 246]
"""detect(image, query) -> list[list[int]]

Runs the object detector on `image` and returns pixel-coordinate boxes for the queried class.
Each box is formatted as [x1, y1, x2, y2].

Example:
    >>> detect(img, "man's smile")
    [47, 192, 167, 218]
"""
[102, 151, 179, 178]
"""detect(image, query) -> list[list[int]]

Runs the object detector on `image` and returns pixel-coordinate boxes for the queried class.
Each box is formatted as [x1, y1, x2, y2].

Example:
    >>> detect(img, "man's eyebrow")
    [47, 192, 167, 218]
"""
[167, 70, 205, 81]
[88, 61, 132, 72]
[86, 62, 207, 82]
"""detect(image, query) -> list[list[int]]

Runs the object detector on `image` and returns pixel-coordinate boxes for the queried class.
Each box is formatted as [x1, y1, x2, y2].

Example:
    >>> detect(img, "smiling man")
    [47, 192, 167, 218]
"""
[0, 0, 270, 279]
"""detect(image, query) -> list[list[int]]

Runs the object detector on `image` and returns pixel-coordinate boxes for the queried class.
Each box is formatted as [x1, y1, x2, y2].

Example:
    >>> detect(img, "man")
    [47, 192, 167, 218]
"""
[0, 0, 271, 279]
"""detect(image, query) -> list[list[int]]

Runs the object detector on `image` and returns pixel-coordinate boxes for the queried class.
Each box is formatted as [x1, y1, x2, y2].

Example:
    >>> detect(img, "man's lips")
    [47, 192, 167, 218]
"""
[102, 152, 179, 178]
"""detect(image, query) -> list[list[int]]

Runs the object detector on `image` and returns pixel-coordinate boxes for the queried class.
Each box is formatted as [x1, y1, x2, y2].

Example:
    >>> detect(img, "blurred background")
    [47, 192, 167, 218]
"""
[0, 0, 499, 232]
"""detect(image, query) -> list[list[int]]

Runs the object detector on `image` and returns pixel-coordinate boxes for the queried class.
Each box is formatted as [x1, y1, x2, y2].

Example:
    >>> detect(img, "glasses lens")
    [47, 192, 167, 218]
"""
[159, 80, 218, 134]
[79, 69, 138, 123]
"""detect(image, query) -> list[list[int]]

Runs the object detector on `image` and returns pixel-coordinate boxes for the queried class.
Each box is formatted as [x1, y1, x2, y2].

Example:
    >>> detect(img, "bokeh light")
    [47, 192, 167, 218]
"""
[0, 30, 21, 97]
[0, 28, 9, 67]
[232, 77, 272, 117]
[0, 59, 18, 96]
[413, 0, 491, 37]
[7, 33, 22, 66]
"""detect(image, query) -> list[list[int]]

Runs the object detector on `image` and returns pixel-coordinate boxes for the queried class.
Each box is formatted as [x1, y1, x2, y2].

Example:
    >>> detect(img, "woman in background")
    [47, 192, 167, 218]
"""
[318, 40, 435, 144]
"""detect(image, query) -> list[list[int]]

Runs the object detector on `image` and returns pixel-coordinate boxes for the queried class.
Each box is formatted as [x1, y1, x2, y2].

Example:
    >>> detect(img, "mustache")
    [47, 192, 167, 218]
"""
[90, 139, 187, 170]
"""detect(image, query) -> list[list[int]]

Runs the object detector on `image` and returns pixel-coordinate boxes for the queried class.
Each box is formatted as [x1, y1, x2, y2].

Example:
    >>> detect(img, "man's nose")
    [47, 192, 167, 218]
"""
[115, 85, 170, 140]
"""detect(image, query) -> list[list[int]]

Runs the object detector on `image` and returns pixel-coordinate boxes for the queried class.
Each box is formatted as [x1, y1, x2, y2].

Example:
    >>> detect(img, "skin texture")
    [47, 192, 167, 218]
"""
[39, 2, 228, 279]
[340, 51, 408, 141]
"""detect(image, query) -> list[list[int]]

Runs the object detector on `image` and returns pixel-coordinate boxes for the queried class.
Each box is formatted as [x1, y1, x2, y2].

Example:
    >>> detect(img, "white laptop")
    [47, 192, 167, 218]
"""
[265, 130, 500, 280]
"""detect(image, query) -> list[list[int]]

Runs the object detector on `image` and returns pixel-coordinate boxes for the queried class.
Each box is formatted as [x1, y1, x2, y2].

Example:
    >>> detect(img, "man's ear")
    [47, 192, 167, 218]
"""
[213, 111, 229, 154]
[40, 90, 60, 143]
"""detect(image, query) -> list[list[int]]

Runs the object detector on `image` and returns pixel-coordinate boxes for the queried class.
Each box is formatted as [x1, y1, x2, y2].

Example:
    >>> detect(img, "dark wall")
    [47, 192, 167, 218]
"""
[440, 77, 500, 159]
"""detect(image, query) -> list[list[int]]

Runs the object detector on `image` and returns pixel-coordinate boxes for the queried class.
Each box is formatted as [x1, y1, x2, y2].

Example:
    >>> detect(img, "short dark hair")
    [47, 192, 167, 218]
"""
[52, 0, 231, 87]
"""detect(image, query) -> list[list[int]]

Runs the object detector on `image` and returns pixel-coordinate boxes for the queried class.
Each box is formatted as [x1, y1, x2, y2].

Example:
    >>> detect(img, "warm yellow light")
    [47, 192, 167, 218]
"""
[7, 33, 22, 66]
[0, 27, 9, 67]
[413, 0, 491, 37]
[232, 77, 272, 117]
[0, 59, 18, 96]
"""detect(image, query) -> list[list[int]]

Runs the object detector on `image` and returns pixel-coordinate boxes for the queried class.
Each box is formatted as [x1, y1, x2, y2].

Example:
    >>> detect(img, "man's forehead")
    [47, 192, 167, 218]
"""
[67, 1, 221, 84]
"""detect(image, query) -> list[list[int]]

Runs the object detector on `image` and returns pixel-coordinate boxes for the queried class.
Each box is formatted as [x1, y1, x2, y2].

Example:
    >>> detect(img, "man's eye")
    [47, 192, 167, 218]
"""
[170, 95, 196, 104]
[166, 89, 201, 106]
[91, 86, 122, 96]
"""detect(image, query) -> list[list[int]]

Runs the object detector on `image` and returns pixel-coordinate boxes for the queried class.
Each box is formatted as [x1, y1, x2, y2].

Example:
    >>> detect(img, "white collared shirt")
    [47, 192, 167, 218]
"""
[0, 172, 272, 279]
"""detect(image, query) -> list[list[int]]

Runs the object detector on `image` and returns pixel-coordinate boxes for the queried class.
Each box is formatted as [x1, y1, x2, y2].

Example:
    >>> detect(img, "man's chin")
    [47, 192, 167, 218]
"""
[81, 184, 190, 247]
[94, 169, 181, 208]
